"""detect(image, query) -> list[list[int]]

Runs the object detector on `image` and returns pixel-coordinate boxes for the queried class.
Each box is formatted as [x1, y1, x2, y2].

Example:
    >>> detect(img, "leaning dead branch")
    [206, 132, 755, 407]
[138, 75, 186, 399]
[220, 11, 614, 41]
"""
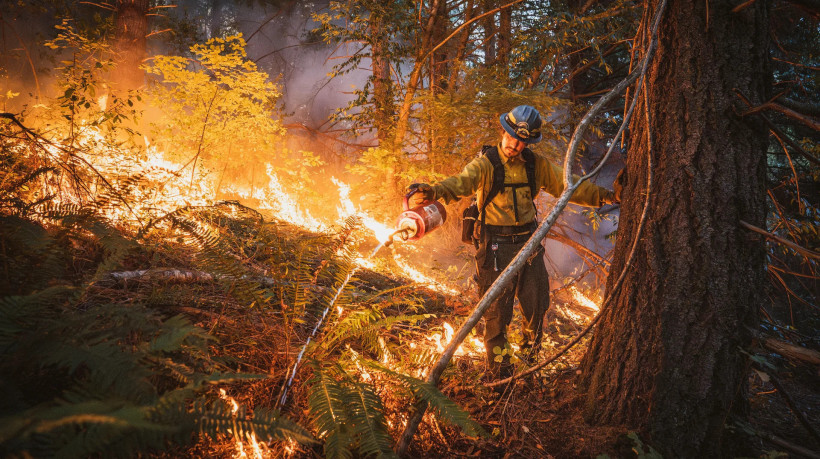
[395, 1, 668, 453]
[758, 431, 820, 459]
[763, 337, 820, 366]
[754, 365, 820, 444]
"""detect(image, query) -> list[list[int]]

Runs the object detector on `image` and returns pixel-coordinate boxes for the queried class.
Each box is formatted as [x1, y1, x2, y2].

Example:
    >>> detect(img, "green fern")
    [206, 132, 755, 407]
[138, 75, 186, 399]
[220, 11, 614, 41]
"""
[307, 362, 354, 459]
[306, 361, 396, 458]
[345, 376, 396, 458]
[319, 310, 433, 357]
[0, 284, 312, 458]
[362, 359, 485, 438]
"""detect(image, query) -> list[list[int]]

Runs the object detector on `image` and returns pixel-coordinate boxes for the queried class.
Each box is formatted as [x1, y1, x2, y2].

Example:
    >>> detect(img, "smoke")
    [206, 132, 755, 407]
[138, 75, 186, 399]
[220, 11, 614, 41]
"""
[237, 3, 371, 134]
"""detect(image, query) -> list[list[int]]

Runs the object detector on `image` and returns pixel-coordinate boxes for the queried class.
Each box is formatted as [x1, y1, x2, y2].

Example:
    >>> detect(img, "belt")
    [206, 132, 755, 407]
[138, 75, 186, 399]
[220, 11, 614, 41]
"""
[485, 221, 537, 235]
[485, 221, 537, 244]
[491, 232, 533, 244]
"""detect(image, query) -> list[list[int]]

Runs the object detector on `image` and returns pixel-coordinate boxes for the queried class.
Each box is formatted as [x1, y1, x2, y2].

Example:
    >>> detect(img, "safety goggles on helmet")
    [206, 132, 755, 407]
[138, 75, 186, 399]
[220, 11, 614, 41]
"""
[500, 105, 543, 144]
[505, 115, 539, 140]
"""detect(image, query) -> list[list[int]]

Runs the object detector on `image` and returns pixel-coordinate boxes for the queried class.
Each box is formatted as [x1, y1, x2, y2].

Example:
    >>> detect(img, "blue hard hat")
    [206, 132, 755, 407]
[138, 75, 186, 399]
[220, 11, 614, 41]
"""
[499, 105, 542, 144]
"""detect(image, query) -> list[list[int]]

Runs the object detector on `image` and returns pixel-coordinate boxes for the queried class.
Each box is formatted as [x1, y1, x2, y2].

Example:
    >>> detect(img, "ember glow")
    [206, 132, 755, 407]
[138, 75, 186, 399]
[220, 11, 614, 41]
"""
[219, 389, 269, 459]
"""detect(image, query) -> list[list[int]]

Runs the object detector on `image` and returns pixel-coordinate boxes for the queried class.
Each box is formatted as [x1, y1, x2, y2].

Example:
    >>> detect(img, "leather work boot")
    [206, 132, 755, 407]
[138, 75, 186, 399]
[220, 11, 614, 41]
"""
[482, 363, 513, 395]
[483, 362, 513, 382]
[520, 342, 541, 366]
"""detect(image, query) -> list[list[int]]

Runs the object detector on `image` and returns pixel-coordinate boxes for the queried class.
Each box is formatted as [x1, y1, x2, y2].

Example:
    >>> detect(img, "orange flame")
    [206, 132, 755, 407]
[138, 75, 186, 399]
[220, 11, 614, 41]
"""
[570, 286, 600, 311]
[218, 389, 270, 459]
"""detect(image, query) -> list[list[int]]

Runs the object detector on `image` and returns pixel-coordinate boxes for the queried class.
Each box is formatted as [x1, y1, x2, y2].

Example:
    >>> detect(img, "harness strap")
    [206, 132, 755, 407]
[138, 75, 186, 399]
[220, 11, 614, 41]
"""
[478, 146, 538, 239]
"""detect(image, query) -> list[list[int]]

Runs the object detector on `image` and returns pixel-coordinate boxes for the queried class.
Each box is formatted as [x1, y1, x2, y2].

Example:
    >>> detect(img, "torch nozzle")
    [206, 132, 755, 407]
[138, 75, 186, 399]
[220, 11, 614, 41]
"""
[384, 226, 414, 247]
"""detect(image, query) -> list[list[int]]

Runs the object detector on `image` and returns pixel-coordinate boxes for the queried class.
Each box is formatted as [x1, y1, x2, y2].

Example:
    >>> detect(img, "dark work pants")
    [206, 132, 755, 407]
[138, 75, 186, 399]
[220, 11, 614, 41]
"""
[475, 232, 549, 371]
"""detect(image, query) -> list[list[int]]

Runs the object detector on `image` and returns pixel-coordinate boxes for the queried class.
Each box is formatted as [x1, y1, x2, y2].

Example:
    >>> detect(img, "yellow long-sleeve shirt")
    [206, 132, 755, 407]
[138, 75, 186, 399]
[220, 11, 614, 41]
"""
[431, 146, 614, 226]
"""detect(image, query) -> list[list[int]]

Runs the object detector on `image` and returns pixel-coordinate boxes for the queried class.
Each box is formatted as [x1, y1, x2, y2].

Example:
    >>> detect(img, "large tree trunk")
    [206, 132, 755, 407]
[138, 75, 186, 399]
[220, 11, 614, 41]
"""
[113, 0, 149, 90]
[578, 1, 769, 457]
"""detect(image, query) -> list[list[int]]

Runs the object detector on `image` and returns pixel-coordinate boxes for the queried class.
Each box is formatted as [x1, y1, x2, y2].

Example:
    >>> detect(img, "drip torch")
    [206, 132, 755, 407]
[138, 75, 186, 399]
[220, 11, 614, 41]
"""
[386, 187, 447, 246]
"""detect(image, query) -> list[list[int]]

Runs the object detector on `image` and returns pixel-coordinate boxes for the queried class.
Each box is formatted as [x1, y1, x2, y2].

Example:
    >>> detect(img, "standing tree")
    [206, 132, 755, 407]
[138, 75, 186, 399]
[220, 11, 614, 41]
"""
[113, 0, 150, 90]
[579, 1, 770, 457]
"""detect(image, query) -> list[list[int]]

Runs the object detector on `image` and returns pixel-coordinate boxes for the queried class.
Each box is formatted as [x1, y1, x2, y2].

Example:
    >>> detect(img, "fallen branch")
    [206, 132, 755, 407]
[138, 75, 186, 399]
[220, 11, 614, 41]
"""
[395, 1, 668, 453]
[762, 368, 820, 444]
[759, 431, 820, 459]
[106, 268, 291, 289]
[763, 337, 820, 366]
[739, 220, 820, 260]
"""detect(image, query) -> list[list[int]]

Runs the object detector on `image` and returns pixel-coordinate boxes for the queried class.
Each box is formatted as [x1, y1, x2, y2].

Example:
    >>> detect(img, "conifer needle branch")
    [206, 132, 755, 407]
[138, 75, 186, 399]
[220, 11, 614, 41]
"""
[396, 2, 667, 454]
[740, 220, 820, 260]
[425, 0, 525, 60]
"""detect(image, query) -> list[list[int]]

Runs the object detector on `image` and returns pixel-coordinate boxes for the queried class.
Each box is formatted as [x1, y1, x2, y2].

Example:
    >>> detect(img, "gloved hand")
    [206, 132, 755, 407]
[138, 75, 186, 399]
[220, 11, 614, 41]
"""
[407, 183, 435, 208]
[612, 168, 627, 203]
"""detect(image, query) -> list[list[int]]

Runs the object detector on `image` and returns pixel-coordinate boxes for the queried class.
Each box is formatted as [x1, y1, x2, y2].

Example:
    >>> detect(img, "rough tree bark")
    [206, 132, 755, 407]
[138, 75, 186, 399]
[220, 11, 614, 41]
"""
[578, 1, 769, 457]
[113, 0, 149, 90]
[369, 17, 394, 144]
[481, 0, 497, 66]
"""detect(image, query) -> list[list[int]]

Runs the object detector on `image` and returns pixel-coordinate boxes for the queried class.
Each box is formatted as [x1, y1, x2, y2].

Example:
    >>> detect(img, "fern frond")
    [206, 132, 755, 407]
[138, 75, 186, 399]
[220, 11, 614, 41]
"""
[320, 311, 433, 356]
[362, 359, 485, 438]
[307, 362, 352, 459]
[344, 377, 396, 458]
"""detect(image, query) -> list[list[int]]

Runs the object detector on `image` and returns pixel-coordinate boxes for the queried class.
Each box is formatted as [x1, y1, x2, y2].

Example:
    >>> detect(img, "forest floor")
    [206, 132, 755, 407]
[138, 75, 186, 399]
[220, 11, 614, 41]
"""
[32, 199, 813, 459]
[156, 220, 820, 459]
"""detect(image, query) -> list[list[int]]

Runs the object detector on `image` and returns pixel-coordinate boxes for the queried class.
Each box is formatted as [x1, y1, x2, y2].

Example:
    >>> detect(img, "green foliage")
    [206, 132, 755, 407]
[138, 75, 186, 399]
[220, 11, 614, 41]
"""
[41, 20, 142, 142]
[492, 343, 520, 364]
[0, 123, 318, 456]
[0, 284, 312, 458]
[144, 34, 286, 185]
[361, 359, 485, 438]
[143, 201, 268, 304]
[312, 0, 415, 135]
[511, 1, 639, 90]
[255, 216, 485, 457]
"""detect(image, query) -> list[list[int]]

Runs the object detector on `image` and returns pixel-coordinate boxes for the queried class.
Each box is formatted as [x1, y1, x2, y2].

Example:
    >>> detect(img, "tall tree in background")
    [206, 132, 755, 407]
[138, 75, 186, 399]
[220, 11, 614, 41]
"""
[579, 1, 769, 457]
[113, 0, 149, 90]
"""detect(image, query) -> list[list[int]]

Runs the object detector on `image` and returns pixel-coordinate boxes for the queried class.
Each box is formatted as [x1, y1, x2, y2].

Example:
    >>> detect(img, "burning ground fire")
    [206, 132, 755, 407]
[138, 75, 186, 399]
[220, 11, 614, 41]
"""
[32, 123, 460, 295]
[25, 125, 602, 457]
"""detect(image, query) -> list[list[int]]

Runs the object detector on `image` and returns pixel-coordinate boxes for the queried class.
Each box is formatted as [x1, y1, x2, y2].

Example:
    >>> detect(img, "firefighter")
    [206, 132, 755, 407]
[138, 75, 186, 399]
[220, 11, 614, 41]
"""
[408, 105, 621, 380]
